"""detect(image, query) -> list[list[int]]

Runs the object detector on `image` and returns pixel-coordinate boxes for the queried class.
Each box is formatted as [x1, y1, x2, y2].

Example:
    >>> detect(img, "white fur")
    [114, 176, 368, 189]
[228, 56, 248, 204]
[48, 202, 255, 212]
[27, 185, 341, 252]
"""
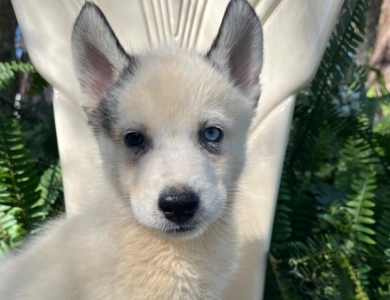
[0, 1, 263, 299]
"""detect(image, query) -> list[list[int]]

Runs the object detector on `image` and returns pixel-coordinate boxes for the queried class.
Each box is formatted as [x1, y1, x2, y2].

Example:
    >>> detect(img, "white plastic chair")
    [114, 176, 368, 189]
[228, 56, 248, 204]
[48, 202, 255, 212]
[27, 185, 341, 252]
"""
[11, 1, 343, 298]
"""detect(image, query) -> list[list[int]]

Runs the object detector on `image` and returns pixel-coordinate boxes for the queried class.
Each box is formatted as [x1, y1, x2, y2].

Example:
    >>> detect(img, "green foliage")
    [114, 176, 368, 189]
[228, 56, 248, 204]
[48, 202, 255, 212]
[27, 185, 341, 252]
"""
[0, 63, 63, 255]
[0, 110, 63, 254]
[0, 111, 39, 250]
[265, 0, 390, 298]
[0, 61, 35, 90]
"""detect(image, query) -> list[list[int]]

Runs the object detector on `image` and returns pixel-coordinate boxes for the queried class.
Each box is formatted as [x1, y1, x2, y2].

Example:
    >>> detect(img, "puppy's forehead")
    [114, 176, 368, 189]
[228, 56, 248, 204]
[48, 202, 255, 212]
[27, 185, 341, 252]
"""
[117, 50, 238, 118]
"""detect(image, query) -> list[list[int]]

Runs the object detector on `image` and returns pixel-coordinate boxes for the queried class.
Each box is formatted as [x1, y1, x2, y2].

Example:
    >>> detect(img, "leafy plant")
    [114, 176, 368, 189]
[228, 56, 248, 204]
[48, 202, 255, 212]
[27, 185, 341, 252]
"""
[0, 61, 35, 90]
[265, 0, 390, 298]
[0, 62, 63, 256]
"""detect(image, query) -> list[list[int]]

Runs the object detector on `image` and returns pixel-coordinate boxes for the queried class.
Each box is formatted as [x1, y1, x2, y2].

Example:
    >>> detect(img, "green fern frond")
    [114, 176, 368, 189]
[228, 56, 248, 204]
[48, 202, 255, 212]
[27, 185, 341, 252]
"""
[339, 253, 370, 300]
[331, 259, 357, 300]
[28, 72, 48, 97]
[287, 0, 368, 170]
[285, 237, 344, 299]
[0, 61, 35, 91]
[0, 111, 63, 255]
[266, 0, 390, 298]
[265, 254, 300, 300]
[277, 0, 371, 245]
[0, 112, 39, 253]
[345, 169, 376, 246]
[37, 162, 62, 207]
[283, 237, 372, 299]
[31, 162, 63, 234]
[335, 137, 377, 193]
[375, 199, 390, 252]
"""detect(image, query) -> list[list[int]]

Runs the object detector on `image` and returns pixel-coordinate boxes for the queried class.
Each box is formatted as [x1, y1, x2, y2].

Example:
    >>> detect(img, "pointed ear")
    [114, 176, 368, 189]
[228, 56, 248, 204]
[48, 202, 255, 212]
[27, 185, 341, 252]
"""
[207, 0, 263, 103]
[71, 2, 133, 107]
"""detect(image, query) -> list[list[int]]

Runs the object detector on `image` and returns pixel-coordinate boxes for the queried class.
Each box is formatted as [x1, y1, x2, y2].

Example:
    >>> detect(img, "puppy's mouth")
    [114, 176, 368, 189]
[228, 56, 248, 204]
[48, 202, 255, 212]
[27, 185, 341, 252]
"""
[166, 225, 196, 234]
[161, 223, 206, 239]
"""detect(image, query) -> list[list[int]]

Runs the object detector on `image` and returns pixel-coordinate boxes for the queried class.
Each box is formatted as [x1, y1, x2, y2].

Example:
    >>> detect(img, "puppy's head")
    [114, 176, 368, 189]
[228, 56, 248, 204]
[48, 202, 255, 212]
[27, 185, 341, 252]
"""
[71, 0, 263, 238]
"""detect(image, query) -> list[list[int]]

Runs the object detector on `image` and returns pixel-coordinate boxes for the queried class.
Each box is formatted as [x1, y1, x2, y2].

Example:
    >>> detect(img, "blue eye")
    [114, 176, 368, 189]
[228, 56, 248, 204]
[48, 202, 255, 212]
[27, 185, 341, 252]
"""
[203, 127, 223, 142]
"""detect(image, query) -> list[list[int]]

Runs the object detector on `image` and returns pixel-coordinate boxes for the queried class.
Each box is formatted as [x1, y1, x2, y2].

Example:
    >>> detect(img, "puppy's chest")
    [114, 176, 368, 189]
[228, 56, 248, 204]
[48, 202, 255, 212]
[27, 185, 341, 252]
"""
[106, 233, 237, 299]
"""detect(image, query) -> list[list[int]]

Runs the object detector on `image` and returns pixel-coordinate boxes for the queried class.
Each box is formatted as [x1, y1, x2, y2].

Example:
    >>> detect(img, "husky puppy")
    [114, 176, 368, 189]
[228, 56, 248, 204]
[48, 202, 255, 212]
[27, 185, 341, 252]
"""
[0, 0, 263, 299]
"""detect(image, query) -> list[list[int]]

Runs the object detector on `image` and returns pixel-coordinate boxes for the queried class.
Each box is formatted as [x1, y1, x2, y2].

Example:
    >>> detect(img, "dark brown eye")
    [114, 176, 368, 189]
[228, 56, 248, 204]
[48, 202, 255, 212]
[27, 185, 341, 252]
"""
[124, 132, 145, 147]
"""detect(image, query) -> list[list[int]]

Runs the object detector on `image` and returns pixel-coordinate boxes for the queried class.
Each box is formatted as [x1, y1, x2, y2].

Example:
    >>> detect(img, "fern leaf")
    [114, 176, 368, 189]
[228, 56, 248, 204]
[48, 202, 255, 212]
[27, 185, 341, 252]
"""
[0, 111, 40, 253]
[340, 253, 370, 300]
[287, 0, 369, 170]
[345, 169, 377, 245]
[0, 61, 35, 91]
[31, 162, 63, 233]
[265, 254, 300, 300]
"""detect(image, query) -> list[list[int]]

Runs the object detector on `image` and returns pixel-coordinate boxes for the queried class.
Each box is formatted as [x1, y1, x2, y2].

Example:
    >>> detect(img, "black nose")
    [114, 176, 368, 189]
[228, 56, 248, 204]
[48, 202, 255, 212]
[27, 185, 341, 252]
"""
[158, 189, 199, 223]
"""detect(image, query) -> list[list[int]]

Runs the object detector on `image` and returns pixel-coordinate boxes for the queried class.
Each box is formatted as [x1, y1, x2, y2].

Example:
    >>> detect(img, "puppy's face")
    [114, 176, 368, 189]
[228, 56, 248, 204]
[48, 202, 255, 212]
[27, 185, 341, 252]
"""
[97, 51, 255, 236]
[72, 0, 263, 237]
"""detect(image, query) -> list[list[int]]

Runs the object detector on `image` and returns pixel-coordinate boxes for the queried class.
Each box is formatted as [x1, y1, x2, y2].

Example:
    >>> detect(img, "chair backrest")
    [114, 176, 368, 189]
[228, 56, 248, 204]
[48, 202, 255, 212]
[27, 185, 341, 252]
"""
[11, 0, 343, 298]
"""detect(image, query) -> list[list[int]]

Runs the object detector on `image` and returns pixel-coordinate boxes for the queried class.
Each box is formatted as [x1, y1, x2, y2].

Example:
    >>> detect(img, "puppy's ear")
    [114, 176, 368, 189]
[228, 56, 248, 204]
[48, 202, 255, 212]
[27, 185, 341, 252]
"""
[71, 2, 133, 107]
[207, 0, 263, 103]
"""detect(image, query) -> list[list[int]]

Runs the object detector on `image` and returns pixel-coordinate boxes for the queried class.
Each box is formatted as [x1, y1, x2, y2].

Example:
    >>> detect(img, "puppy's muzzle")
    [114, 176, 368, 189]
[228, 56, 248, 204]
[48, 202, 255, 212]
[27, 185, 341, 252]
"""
[158, 188, 199, 223]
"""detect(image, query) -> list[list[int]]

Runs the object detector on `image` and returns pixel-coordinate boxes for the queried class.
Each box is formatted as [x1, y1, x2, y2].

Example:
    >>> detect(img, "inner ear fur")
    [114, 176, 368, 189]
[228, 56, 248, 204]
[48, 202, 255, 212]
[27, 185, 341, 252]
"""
[207, 0, 263, 103]
[71, 2, 134, 107]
